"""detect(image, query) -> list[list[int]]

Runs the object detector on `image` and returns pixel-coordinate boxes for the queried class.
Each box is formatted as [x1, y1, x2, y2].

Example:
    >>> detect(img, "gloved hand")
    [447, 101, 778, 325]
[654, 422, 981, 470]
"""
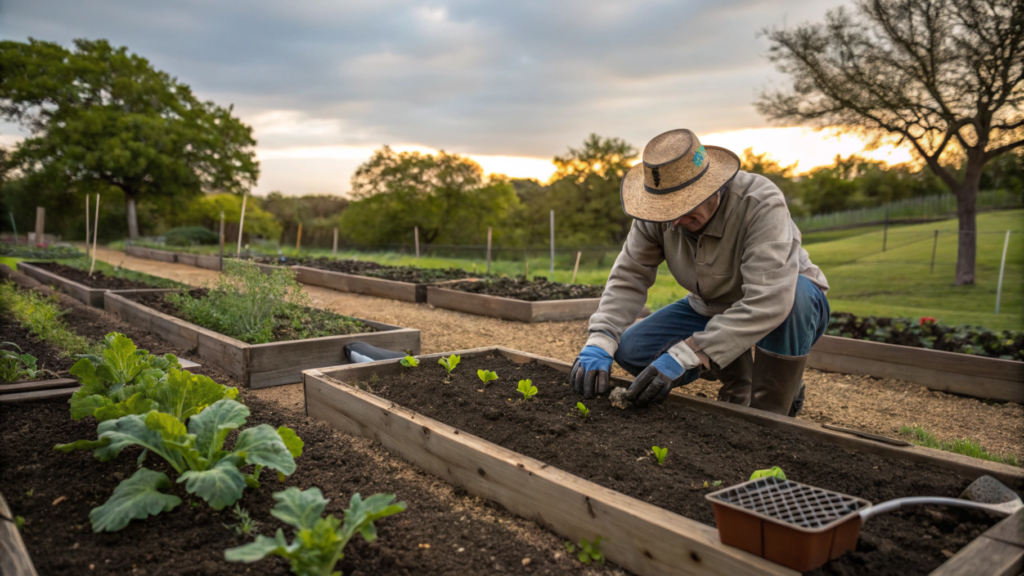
[570, 346, 613, 399]
[626, 341, 701, 407]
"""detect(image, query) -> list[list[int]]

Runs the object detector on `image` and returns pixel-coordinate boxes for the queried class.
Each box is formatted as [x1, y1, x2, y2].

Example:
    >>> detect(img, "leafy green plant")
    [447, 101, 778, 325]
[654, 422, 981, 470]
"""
[565, 536, 604, 565]
[0, 282, 98, 357]
[827, 312, 1023, 361]
[15, 516, 25, 532]
[651, 446, 667, 465]
[516, 379, 537, 400]
[438, 354, 461, 374]
[225, 504, 260, 537]
[399, 355, 419, 368]
[576, 402, 589, 418]
[477, 369, 497, 383]
[55, 399, 303, 531]
[750, 466, 787, 480]
[68, 333, 237, 422]
[224, 486, 406, 576]
[0, 342, 48, 383]
[899, 425, 1020, 466]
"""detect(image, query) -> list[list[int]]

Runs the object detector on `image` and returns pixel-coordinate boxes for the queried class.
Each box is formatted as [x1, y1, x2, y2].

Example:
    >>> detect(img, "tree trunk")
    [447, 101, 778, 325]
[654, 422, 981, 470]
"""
[953, 162, 983, 286]
[126, 195, 139, 240]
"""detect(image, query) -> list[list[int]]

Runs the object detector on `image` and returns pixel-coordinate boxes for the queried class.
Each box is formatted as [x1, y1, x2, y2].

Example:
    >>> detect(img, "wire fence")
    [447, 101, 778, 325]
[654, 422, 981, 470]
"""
[792, 190, 1022, 232]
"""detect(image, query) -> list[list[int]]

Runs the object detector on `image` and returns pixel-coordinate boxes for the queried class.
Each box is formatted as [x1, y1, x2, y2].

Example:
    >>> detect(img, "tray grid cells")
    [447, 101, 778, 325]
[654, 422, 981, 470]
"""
[711, 477, 867, 529]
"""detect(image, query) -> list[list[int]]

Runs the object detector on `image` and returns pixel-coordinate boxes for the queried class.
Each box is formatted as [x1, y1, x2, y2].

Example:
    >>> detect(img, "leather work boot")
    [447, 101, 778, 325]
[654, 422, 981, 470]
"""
[710, 348, 753, 406]
[750, 346, 808, 416]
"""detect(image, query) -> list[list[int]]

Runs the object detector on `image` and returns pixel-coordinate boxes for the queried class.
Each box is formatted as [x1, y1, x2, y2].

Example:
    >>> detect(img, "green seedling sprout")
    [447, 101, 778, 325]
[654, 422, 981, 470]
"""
[438, 354, 461, 374]
[477, 369, 498, 383]
[516, 379, 537, 400]
[565, 536, 604, 565]
[224, 504, 259, 537]
[652, 446, 668, 465]
[576, 402, 589, 418]
[750, 466, 787, 480]
[399, 355, 419, 368]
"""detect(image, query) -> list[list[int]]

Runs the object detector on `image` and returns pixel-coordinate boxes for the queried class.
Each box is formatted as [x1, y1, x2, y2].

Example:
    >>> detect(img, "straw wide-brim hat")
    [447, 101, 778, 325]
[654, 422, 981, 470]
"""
[621, 129, 740, 222]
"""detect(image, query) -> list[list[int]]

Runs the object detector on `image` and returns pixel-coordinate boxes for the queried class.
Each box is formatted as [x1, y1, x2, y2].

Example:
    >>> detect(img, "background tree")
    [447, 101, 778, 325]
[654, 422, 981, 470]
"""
[553, 133, 637, 182]
[0, 38, 259, 239]
[757, 0, 1023, 285]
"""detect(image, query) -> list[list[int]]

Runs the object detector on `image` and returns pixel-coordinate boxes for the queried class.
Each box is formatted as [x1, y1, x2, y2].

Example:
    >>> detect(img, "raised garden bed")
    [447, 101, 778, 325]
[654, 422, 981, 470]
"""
[286, 258, 479, 303]
[106, 290, 420, 388]
[16, 261, 175, 307]
[125, 244, 177, 263]
[426, 284, 603, 322]
[809, 335, 1024, 404]
[303, 347, 1024, 576]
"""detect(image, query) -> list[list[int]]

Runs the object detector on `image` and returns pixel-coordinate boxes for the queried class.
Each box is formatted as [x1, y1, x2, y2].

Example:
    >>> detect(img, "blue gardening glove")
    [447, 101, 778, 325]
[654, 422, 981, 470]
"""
[627, 341, 701, 408]
[570, 346, 613, 399]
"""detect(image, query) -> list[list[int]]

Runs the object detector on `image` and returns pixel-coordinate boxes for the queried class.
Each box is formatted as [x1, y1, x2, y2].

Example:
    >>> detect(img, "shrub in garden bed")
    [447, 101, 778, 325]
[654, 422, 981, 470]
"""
[358, 353, 998, 575]
[163, 225, 220, 246]
[445, 276, 604, 301]
[134, 260, 374, 344]
[827, 312, 1023, 360]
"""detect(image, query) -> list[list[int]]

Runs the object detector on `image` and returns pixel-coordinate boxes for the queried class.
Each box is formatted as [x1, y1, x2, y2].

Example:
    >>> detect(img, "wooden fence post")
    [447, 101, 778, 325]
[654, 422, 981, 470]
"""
[34, 207, 45, 244]
[486, 227, 492, 274]
[88, 195, 100, 276]
[571, 251, 581, 284]
[414, 226, 420, 258]
[332, 227, 338, 257]
[296, 222, 303, 253]
[236, 193, 247, 256]
[85, 195, 90, 258]
[219, 211, 225, 271]
[995, 230, 1011, 314]
[549, 210, 555, 277]
[929, 230, 938, 274]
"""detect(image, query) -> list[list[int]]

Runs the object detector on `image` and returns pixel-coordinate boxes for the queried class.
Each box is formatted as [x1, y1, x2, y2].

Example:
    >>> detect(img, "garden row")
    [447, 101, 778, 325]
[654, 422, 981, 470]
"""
[0, 277, 603, 575]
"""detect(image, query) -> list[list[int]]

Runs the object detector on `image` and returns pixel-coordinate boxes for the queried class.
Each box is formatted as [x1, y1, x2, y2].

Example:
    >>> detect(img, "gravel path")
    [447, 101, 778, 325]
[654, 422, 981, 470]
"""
[92, 247, 1024, 462]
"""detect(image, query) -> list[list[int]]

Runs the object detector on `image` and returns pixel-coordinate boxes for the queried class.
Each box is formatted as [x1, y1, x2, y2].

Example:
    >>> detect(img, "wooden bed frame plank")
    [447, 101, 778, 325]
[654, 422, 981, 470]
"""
[0, 386, 80, 403]
[426, 287, 601, 323]
[0, 493, 38, 576]
[304, 368, 795, 576]
[930, 510, 1024, 576]
[0, 378, 77, 394]
[293, 266, 420, 302]
[16, 262, 174, 308]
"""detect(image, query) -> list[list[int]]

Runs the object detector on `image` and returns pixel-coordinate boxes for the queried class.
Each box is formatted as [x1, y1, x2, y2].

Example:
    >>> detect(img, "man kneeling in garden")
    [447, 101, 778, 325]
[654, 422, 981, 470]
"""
[570, 129, 830, 415]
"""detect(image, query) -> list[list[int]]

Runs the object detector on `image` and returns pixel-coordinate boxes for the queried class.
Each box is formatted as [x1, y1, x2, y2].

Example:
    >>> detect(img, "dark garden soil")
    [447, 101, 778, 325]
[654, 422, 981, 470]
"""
[31, 262, 159, 290]
[365, 355, 1007, 576]
[123, 289, 377, 343]
[1, 286, 620, 575]
[259, 257, 480, 284]
[0, 313, 71, 376]
[446, 277, 604, 301]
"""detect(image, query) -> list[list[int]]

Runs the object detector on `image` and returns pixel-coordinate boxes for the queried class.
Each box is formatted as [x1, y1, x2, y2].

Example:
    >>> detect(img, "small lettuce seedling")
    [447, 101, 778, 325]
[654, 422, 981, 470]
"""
[750, 466, 786, 480]
[225, 486, 406, 576]
[516, 379, 537, 400]
[565, 536, 604, 565]
[477, 369, 497, 383]
[399, 355, 419, 368]
[438, 354, 461, 373]
[652, 446, 668, 465]
[576, 402, 589, 418]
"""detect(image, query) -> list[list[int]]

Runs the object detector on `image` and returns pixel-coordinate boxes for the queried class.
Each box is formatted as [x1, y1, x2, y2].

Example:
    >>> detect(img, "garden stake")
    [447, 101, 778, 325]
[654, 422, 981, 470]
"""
[89, 194, 100, 277]
[295, 222, 303, 253]
[332, 227, 338, 257]
[237, 192, 247, 256]
[995, 230, 1010, 314]
[486, 226, 492, 274]
[571, 251, 581, 284]
[219, 211, 225, 271]
[85, 195, 90, 259]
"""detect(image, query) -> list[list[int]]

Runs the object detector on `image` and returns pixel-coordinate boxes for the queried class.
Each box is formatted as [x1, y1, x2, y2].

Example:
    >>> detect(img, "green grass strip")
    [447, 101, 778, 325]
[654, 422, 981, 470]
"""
[899, 425, 1019, 467]
[0, 281, 99, 358]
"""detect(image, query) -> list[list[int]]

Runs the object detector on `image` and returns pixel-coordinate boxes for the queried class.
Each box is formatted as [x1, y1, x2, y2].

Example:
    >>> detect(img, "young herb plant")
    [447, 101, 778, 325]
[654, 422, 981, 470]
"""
[438, 354, 461, 373]
[224, 504, 260, 537]
[224, 486, 406, 576]
[0, 342, 48, 383]
[565, 536, 604, 565]
[0, 282, 98, 357]
[749, 466, 786, 480]
[517, 379, 538, 400]
[575, 402, 589, 418]
[399, 355, 419, 368]
[477, 369, 497, 383]
[651, 446, 668, 465]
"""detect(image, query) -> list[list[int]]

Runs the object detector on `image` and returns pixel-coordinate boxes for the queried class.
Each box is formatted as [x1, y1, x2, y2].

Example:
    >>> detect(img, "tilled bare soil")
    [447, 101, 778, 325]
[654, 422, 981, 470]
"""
[32, 262, 156, 290]
[446, 276, 604, 301]
[260, 256, 479, 284]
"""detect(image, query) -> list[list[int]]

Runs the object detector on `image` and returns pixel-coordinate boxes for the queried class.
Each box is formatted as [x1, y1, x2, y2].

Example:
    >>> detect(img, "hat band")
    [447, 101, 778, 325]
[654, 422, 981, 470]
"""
[643, 160, 710, 195]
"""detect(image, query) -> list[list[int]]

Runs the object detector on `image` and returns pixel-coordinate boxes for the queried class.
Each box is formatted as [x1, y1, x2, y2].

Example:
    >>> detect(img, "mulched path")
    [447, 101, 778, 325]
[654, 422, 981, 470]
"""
[367, 354, 999, 576]
[31, 262, 157, 290]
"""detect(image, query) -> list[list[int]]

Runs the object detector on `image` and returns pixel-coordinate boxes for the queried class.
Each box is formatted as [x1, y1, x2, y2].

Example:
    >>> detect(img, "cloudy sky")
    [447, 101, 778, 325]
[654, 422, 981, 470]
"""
[0, 0, 914, 196]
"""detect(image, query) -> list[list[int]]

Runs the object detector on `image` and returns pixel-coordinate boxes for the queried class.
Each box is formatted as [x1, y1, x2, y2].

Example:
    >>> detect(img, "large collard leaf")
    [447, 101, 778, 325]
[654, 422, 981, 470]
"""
[234, 424, 298, 476]
[89, 468, 181, 532]
[55, 412, 187, 472]
[147, 369, 239, 422]
[277, 426, 304, 459]
[223, 528, 295, 563]
[91, 392, 158, 422]
[188, 399, 249, 461]
[269, 486, 329, 530]
[342, 492, 407, 543]
[177, 456, 247, 510]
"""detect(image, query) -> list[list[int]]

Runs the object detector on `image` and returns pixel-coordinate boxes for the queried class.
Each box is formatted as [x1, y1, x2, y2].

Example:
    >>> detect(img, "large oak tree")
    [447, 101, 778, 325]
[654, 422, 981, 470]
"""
[0, 38, 258, 239]
[757, 0, 1023, 285]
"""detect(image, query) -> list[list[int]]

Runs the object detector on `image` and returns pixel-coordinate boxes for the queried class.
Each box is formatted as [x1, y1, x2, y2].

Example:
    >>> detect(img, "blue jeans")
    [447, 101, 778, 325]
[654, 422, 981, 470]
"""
[615, 276, 830, 384]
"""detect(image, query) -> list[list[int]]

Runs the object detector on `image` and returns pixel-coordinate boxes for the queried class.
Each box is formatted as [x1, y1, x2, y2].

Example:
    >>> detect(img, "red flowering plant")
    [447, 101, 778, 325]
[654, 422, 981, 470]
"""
[919, 316, 937, 325]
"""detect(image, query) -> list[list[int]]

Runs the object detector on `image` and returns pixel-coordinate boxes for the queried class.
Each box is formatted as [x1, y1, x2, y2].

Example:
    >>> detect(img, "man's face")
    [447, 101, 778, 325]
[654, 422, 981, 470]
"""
[672, 191, 721, 232]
